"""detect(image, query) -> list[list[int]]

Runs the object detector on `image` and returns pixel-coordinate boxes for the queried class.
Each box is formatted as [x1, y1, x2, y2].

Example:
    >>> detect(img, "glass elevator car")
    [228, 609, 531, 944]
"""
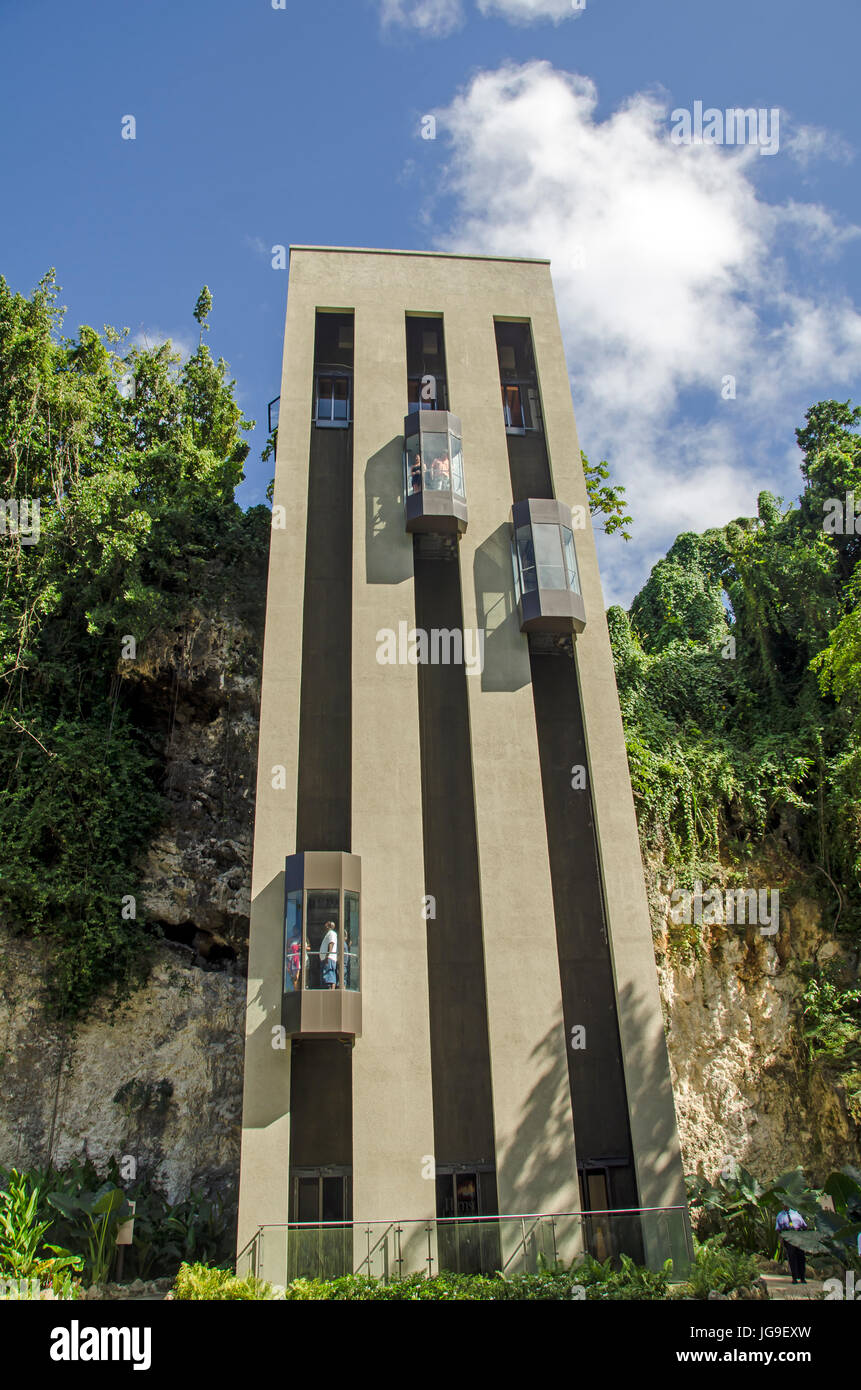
[403, 410, 467, 535]
[511, 498, 586, 634]
[282, 851, 361, 1038]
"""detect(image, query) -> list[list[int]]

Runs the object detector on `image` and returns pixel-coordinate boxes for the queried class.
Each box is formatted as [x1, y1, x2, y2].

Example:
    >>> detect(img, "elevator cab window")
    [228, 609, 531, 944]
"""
[298, 889, 359, 992]
[304, 891, 340, 990]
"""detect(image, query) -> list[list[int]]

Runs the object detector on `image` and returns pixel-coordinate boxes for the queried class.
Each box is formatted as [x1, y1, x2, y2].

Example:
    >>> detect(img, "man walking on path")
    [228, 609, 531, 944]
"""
[775, 1204, 809, 1284]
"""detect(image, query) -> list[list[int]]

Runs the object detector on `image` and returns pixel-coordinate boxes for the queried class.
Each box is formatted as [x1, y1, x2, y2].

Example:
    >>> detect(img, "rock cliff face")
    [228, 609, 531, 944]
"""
[0, 597, 857, 1205]
[128, 603, 263, 968]
[651, 871, 860, 1182]
[0, 594, 260, 1202]
[0, 931, 244, 1203]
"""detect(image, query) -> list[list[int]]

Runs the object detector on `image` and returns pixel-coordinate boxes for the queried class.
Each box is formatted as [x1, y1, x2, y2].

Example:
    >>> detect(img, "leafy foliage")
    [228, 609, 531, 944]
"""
[582, 450, 633, 540]
[175, 1248, 760, 1301]
[0, 1169, 82, 1287]
[47, 1182, 132, 1286]
[688, 1163, 861, 1268]
[173, 1262, 275, 1301]
[683, 1236, 760, 1299]
[0, 1158, 236, 1285]
[612, 402, 861, 944]
[0, 271, 268, 1016]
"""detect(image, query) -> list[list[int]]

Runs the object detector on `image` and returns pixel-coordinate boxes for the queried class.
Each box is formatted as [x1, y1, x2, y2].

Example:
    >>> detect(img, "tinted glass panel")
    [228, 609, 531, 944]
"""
[344, 890, 360, 992]
[455, 1173, 478, 1217]
[436, 1175, 454, 1219]
[422, 432, 450, 492]
[534, 523, 565, 591]
[450, 436, 465, 498]
[511, 537, 522, 604]
[305, 891, 340, 990]
[562, 527, 581, 594]
[503, 384, 524, 429]
[297, 1178, 319, 1223]
[285, 890, 303, 993]
[316, 378, 333, 422]
[332, 377, 349, 420]
[321, 1176, 345, 1223]
[515, 524, 537, 593]
[405, 434, 422, 494]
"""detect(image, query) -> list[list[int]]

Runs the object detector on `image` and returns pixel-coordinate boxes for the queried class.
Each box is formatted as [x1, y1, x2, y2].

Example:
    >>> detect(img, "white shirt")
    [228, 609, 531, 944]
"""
[319, 929, 338, 963]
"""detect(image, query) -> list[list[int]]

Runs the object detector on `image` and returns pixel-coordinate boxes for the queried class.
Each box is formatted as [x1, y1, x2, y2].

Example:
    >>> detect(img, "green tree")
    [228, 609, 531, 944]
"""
[0, 272, 265, 1016]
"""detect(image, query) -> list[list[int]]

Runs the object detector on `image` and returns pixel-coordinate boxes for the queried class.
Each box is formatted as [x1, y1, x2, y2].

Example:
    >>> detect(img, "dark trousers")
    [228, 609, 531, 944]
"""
[784, 1240, 806, 1282]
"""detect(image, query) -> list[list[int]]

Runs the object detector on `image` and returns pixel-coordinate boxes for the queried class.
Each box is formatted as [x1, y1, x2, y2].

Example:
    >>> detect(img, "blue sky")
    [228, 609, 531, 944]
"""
[2, 0, 860, 604]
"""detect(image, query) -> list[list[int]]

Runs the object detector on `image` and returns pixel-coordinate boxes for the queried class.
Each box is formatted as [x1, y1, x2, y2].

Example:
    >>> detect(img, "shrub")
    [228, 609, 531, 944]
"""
[682, 1237, 760, 1299]
[173, 1262, 278, 1301]
[0, 1169, 83, 1289]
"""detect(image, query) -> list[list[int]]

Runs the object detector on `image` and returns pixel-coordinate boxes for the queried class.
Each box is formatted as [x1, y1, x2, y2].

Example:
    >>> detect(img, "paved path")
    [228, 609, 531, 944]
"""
[759, 1271, 823, 1300]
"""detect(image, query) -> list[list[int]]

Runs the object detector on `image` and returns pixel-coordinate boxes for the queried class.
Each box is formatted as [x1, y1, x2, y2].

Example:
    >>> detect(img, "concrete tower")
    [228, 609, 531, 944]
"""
[236, 246, 689, 1282]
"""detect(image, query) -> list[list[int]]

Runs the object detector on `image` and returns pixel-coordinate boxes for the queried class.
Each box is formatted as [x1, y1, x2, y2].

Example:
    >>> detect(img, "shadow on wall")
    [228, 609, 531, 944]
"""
[496, 1000, 577, 1219]
[614, 977, 688, 1213]
[365, 439, 413, 587]
[498, 980, 688, 1213]
[473, 523, 530, 694]
[242, 870, 289, 1132]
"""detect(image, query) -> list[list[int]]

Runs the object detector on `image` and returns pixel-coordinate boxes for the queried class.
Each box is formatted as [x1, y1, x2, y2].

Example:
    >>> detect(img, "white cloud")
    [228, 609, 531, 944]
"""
[379, 0, 584, 35]
[432, 62, 861, 604]
[244, 234, 270, 260]
[380, 0, 465, 37]
[477, 0, 584, 22]
[785, 122, 854, 168]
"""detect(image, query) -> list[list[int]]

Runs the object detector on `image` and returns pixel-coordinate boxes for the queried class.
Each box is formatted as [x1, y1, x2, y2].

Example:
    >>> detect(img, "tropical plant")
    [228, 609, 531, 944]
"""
[687, 1165, 823, 1258]
[682, 1236, 760, 1299]
[47, 1183, 132, 1286]
[173, 1262, 276, 1301]
[779, 1167, 861, 1270]
[0, 1169, 82, 1287]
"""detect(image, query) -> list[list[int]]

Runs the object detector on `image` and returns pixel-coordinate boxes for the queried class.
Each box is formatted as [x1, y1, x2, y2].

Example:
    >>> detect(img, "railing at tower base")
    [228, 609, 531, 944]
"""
[236, 1205, 693, 1287]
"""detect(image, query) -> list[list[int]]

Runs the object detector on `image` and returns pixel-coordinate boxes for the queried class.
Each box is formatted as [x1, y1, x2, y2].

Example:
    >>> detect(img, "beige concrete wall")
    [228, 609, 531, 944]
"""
[273, 252, 440, 1265]
[531, 277, 688, 1216]
[444, 286, 581, 1221]
[236, 274, 314, 1267]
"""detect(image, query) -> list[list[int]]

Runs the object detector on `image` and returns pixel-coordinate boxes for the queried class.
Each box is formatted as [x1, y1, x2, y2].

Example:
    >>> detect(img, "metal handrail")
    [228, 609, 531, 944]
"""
[251, 1204, 688, 1230]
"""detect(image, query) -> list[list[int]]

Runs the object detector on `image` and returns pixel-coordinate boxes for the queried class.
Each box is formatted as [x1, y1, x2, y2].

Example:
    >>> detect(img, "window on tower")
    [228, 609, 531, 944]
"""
[495, 321, 543, 434]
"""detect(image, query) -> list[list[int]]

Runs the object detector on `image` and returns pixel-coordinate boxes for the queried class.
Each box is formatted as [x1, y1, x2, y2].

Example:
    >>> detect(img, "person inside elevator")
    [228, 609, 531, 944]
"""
[319, 920, 338, 989]
[426, 450, 450, 490]
[409, 450, 422, 493]
[286, 931, 301, 991]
